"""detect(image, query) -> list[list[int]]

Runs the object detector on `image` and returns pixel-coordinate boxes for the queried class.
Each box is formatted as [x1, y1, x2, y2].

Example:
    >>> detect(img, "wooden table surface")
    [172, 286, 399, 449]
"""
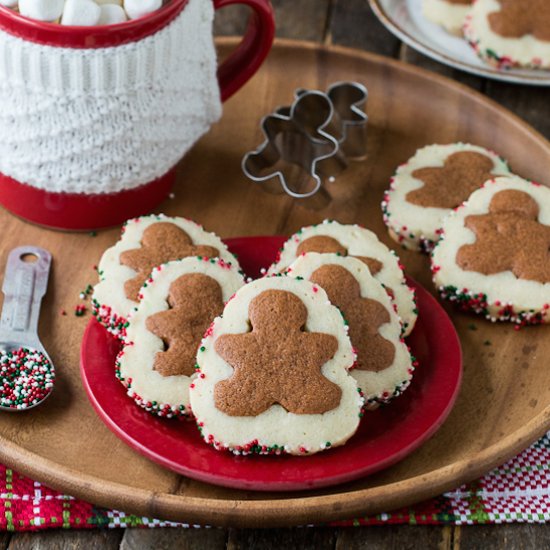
[2, 1, 550, 548]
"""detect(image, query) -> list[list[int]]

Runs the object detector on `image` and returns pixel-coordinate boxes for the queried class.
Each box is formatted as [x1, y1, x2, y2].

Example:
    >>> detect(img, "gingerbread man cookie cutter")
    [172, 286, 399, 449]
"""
[242, 90, 340, 202]
[242, 82, 368, 207]
[287, 82, 368, 160]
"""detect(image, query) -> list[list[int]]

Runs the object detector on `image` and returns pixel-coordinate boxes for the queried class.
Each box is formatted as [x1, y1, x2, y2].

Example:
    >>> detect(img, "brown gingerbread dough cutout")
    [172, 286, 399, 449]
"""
[456, 189, 550, 283]
[145, 273, 224, 377]
[407, 151, 495, 209]
[214, 289, 341, 416]
[296, 235, 383, 276]
[447, 0, 471, 4]
[488, 0, 550, 42]
[309, 265, 395, 372]
[120, 223, 219, 301]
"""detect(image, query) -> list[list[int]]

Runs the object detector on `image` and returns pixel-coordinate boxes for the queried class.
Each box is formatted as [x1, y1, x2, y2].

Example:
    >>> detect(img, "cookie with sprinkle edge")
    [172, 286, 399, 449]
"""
[464, 0, 550, 69]
[287, 253, 416, 409]
[116, 257, 245, 418]
[431, 175, 550, 327]
[268, 220, 417, 337]
[190, 276, 363, 456]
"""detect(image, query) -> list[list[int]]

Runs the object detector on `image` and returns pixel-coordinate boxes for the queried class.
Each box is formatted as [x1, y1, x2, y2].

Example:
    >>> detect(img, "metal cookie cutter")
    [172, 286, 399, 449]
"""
[242, 90, 340, 201]
[242, 82, 368, 207]
[291, 81, 368, 160]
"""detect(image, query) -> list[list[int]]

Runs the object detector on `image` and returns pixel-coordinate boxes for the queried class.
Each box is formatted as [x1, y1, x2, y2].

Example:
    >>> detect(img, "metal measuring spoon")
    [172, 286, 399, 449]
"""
[0, 246, 54, 411]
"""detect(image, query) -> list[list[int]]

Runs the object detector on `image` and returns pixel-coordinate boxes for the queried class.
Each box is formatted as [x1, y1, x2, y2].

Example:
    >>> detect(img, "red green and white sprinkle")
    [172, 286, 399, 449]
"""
[436, 285, 548, 327]
[74, 304, 87, 317]
[78, 284, 94, 301]
[194, 426, 292, 455]
[0, 348, 55, 410]
[115, 348, 190, 420]
[92, 299, 128, 340]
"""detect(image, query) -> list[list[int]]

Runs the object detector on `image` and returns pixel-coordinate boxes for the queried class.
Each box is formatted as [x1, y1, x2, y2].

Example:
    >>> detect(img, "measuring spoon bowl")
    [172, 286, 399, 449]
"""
[0, 247, 55, 411]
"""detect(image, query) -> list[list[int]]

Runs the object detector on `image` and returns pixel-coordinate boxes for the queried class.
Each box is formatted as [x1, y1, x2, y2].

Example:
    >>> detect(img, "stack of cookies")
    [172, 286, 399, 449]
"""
[382, 143, 550, 327]
[93, 217, 418, 455]
[423, 0, 550, 70]
[93, 215, 244, 418]
[93, 215, 238, 339]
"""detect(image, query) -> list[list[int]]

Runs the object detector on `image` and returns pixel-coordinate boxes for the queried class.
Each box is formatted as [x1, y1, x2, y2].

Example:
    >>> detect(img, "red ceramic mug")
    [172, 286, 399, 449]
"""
[0, 0, 275, 230]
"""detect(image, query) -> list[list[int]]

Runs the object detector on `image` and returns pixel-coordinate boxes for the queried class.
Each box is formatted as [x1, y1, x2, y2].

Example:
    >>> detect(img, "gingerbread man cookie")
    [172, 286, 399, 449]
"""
[288, 254, 415, 408]
[464, 0, 550, 69]
[190, 277, 363, 455]
[120, 223, 219, 302]
[422, 0, 472, 35]
[145, 273, 224, 378]
[268, 220, 417, 336]
[382, 143, 510, 253]
[432, 176, 550, 326]
[214, 290, 341, 416]
[93, 215, 238, 338]
[116, 257, 245, 418]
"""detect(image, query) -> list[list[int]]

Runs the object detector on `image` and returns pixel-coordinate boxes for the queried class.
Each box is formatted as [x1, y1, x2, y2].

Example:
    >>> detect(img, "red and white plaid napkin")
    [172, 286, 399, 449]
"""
[1, 431, 549, 530]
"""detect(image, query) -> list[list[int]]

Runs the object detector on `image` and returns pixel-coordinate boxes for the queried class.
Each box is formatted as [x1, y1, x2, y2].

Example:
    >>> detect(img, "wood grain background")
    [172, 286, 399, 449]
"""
[0, 0, 549, 547]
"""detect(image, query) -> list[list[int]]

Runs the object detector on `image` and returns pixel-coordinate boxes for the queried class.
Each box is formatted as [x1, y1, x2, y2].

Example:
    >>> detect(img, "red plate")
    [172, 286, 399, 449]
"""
[80, 236, 462, 491]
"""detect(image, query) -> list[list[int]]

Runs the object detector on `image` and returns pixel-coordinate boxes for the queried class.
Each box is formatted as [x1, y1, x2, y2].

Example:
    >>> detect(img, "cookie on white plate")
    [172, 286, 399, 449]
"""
[464, 0, 550, 69]
[287, 253, 416, 409]
[268, 220, 417, 336]
[190, 276, 363, 456]
[422, 0, 473, 35]
[116, 257, 245, 418]
[432, 176, 550, 326]
[382, 143, 510, 252]
[93, 215, 238, 338]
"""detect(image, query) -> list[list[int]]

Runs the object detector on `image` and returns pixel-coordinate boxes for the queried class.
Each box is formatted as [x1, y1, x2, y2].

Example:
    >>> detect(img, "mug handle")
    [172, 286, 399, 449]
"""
[214, 0, 275, 102]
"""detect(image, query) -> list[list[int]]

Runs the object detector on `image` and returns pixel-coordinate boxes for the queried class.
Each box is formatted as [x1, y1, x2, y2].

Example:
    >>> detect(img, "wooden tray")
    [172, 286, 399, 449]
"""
[0, 38, 549, 528]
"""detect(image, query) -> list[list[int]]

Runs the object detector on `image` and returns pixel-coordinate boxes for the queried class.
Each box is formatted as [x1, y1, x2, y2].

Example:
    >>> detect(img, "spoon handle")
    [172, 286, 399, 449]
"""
[0, 247, 52, 339]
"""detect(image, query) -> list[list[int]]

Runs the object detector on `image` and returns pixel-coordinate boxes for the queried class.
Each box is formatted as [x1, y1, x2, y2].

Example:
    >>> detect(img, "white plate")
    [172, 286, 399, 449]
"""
[368, 0, 550, 86]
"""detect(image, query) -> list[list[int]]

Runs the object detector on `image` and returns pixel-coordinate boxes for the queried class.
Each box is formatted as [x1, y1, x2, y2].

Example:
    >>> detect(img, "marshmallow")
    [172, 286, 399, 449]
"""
[19, 0, 64, 21]
[98, 3, 127, 25]
[7, 0, 166, 25]
[124, 0, 162, 20]
[61, 0, 100, 26]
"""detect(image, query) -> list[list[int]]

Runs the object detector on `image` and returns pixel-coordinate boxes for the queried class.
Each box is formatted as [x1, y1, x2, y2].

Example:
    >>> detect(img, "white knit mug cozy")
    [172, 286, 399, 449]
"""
[0, 0, 275, 230]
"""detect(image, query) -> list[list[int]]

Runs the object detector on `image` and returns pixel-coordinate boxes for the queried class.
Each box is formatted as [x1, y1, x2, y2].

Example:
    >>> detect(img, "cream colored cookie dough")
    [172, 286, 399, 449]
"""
[117, 257, 245, 418]
[423, 0, 472, 35]
[464, 0, 550, 69]
[287, 254, 415, 408]
[93, 215, 238, 338]
[268, 220, 417, 336]
[382, 143, 510, 252]
[190, 277, 363, 456]
[432, 176, 550, 325]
